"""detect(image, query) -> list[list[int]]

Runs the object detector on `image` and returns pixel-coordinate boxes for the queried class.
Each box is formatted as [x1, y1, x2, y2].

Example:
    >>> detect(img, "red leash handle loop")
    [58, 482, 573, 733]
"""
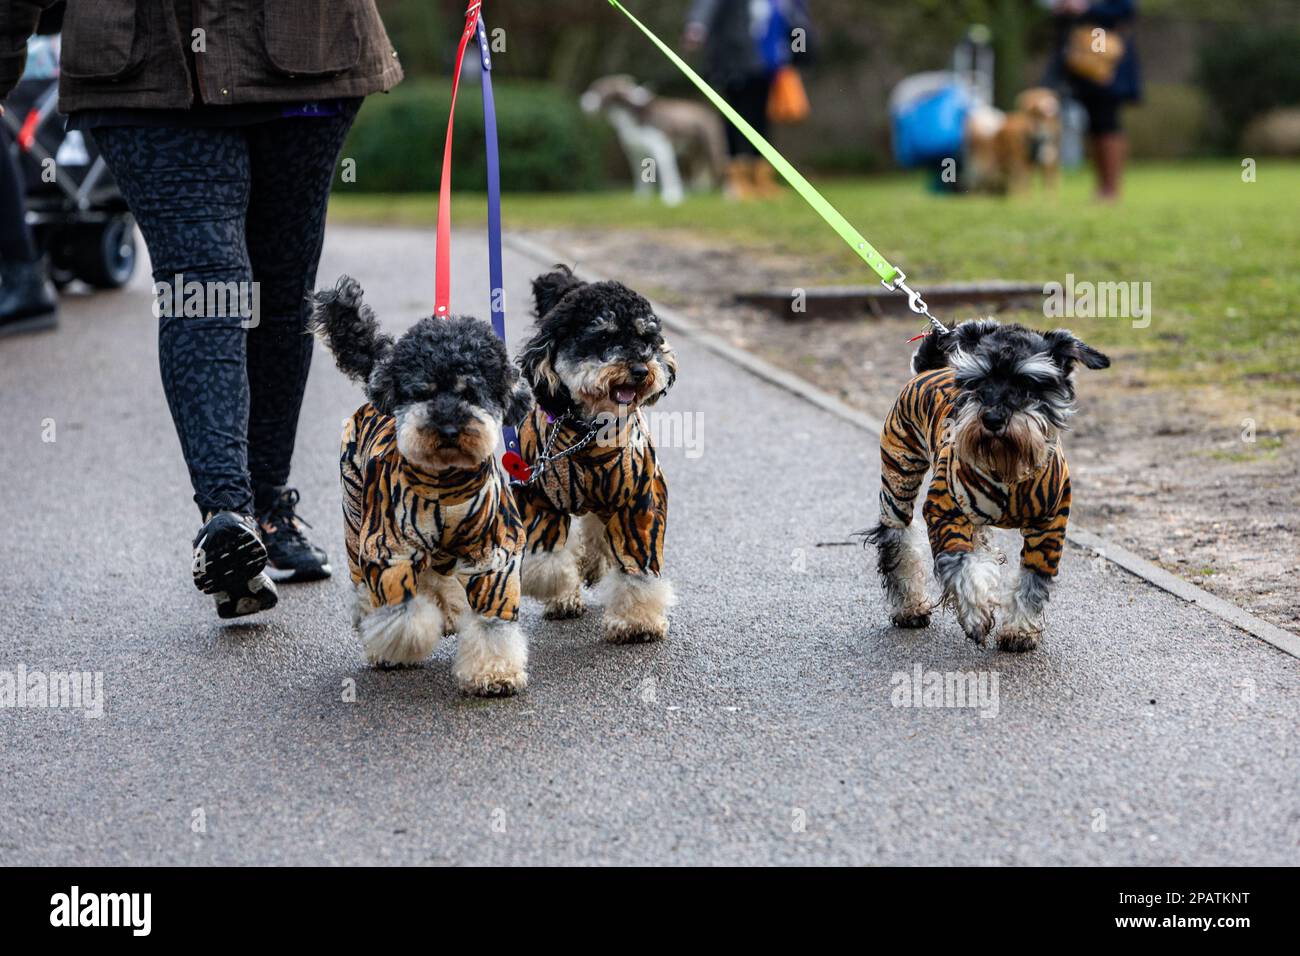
[434, 1, 483, 317]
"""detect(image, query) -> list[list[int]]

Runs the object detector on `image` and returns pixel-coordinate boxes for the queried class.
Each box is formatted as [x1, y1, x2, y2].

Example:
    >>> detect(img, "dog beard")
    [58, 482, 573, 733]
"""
[554, 354, 669, 418]
[395, 405, 500, 472]
[953, 403, 1054, 484]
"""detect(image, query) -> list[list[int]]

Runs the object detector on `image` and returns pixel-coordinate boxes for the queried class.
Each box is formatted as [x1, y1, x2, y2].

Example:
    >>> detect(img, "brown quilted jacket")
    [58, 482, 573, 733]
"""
[0, 0, 403, 110]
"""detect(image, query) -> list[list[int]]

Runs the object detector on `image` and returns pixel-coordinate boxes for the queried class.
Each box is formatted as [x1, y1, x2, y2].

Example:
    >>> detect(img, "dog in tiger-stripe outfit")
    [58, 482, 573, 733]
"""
[309, 277, 535, 695]
[865, 319, 1109, 651]
[514, 267, 678, 643]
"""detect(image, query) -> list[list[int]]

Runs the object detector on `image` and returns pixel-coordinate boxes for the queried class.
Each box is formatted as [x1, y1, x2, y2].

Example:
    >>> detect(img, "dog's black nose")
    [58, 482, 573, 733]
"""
[981, 410, 1009, 433]
[437, 424, 459, 442]
[628, 363, 649, 382]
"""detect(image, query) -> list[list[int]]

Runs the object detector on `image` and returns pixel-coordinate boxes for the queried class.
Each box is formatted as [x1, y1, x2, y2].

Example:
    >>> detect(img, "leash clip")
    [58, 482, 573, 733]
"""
[884, 270, 950, 336]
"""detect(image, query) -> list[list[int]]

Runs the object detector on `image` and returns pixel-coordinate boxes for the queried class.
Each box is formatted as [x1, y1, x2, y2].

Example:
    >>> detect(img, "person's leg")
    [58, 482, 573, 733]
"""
[721, 78, 758, 199]
[92, 125, 256, 516]
[1083, 94, 1125, 200]
[243, 109, 357, 499]
[93, 124, 278, 617]
[241, 105, 358, 580]
[724, 74, 779, 199]
[1093, 131, 1127, 200]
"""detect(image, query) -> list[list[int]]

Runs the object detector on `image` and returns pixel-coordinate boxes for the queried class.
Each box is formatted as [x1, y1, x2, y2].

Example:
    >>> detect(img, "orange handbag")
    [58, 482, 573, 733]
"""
[768, 65, 810, 123]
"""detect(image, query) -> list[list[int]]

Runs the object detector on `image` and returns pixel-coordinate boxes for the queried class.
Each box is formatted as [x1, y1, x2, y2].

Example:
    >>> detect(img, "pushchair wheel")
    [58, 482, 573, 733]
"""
[72, 215, 137, 289]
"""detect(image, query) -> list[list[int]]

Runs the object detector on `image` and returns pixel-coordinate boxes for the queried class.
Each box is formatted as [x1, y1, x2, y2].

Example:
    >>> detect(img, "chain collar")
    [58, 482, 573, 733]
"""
[510, 412, 601, 488]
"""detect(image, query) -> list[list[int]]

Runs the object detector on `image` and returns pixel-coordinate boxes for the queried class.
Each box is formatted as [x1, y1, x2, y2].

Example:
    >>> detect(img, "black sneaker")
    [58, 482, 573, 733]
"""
[192, 511, 278, 618]
[213, 571, 279, 620]
[256, 486, 332, 583]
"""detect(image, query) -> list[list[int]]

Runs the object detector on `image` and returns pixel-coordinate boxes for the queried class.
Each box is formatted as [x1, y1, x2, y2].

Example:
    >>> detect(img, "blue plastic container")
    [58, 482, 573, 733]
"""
[891, 84, 970, 168]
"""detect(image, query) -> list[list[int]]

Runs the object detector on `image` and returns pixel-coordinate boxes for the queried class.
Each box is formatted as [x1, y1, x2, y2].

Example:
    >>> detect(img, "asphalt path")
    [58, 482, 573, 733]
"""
[0, 226, 1295, 865]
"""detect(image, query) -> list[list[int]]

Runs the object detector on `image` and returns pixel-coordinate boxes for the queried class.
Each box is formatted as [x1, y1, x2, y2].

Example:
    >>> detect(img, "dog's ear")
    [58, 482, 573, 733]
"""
[911, 319, 998, 374]
[641, 342, 678, 407]
[532, 266, 583, 318]
[517, 332, 572, 417]
[503, 366, 535, 428]
[1044, 329, 1111, 375]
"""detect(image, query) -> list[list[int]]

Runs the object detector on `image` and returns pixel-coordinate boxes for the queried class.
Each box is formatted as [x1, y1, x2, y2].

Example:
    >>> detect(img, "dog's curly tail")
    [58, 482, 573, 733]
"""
[308, 275, 393, 386]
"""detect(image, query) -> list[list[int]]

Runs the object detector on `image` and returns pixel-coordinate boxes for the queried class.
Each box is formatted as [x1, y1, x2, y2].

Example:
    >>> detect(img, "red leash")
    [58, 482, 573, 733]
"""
[434, 1, 482, 317]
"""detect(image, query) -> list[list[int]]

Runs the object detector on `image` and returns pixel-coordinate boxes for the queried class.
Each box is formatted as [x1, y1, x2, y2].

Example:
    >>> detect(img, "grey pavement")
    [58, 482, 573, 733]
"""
[0, 226, 1296, 865]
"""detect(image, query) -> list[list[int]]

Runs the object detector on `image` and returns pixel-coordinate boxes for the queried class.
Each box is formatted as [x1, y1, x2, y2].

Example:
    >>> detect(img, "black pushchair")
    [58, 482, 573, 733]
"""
[2, 34, 136, 290]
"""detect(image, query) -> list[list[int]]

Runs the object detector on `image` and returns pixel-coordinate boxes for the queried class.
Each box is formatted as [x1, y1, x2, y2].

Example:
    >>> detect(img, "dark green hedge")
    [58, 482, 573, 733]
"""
[338, 80, 615, 192]
[1198, 27, 1300, 149]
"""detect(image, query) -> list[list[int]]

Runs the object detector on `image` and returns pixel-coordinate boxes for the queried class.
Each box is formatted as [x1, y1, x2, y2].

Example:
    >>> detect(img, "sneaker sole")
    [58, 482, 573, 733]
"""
[266, 562, 332, 584]
[216, 573, 279, 619]
[193, 523, 268, 595]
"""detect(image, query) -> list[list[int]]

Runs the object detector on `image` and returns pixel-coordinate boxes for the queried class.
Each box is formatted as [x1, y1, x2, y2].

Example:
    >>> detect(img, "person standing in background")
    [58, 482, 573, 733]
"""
[0, 1, 402, 619]
[1048, 0, 1141, 200]
[685, 0, 809, 200]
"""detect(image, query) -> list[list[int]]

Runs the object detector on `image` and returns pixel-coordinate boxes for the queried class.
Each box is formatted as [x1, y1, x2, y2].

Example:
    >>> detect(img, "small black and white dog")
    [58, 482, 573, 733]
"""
[512, 267, 679, 643]
[866, 319, 1110, 650]
[310, 277, 535, 695]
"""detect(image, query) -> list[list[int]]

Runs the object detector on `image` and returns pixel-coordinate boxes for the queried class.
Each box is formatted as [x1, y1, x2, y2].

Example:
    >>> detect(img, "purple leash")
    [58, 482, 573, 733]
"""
[475, 17, 528, 481]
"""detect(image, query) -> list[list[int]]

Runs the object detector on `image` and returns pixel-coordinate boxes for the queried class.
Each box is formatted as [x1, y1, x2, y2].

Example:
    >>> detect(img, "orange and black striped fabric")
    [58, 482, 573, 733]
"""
[513, 408, 668, 575]
[341, 404, 524, 620]
[878, 368, 1071, 577]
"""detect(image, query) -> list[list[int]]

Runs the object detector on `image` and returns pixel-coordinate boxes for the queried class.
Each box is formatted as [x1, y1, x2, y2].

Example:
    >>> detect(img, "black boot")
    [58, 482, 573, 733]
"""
[0, 258, 58, 337]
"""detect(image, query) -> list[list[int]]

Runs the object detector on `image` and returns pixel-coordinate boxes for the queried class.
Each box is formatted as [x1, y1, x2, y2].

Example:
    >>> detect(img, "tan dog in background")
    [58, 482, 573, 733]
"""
[581, 74, 727, 206]
[965, 87, 1061, 195]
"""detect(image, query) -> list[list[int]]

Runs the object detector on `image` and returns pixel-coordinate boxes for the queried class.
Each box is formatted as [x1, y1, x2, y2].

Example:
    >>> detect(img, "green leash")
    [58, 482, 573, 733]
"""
[606, 0, 949, 335]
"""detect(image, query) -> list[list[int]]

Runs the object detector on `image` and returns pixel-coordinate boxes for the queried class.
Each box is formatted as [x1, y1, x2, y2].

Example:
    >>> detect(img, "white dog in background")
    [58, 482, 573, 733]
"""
[581, 74, 727, 206]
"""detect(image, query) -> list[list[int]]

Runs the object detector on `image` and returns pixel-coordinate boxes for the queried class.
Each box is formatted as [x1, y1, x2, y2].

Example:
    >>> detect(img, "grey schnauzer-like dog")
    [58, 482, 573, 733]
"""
[512, 267, 679, 643]
[309, 277, 534, 695]
[865, 319, 1110, 651]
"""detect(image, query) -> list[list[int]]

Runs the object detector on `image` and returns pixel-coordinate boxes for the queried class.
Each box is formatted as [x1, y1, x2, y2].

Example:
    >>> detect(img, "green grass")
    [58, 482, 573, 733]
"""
[329, 162, 1300, 398]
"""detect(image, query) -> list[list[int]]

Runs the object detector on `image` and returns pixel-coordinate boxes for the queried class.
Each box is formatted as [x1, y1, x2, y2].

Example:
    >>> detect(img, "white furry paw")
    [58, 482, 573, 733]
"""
[600, 572, 675, 644]
[957, 602, 997, 646]
[891, 602, 932, 629]
[936, 549, 1001, 647]
[544, 594, 586, 620]
[360, 594, 444, 666]
[453, 616, 529, 697]
[996, 627, 1041, 653]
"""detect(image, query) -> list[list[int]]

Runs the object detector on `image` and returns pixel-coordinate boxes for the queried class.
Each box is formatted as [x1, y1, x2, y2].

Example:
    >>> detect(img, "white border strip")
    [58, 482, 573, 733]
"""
[506, 233, 1300, 660]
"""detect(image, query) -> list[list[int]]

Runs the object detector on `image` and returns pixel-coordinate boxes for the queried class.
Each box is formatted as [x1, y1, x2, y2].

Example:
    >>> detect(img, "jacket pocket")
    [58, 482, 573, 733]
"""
[60, 1, 147, 81]
[260, 0, 362, 77]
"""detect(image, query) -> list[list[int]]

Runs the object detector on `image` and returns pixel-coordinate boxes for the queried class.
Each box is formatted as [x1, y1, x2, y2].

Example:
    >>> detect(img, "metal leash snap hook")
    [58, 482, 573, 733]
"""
[885, 269, 950, 336]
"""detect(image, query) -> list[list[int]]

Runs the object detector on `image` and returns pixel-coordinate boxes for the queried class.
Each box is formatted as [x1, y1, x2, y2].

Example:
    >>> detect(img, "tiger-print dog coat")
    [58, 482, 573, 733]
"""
[878, 367, 1070, 578]
[513, 407, 667, 577]
[341, 403, 524, 621]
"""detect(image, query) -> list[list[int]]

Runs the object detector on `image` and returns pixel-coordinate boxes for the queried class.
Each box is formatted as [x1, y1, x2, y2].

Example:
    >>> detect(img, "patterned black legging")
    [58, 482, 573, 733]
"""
[93, 108, 356, 517]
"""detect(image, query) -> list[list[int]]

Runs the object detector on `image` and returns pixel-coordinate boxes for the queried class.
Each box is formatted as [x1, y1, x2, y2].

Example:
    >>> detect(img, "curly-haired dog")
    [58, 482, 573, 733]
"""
[864, 319, 1109, 651]
[514, 266, 678, 643]
[309, 277, 534, 695]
